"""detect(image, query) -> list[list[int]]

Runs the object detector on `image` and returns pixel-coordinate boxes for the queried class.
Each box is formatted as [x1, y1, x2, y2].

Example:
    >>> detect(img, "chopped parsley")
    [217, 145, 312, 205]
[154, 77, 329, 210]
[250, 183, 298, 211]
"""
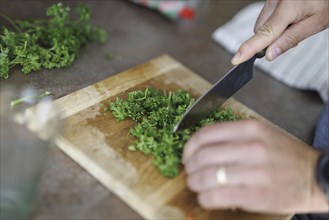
[107, 87, 242, 177]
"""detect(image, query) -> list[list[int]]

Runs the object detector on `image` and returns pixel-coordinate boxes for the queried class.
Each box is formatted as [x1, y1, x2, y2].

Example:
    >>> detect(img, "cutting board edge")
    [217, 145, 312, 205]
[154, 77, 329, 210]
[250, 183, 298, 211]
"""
[54, 54, 180, 119]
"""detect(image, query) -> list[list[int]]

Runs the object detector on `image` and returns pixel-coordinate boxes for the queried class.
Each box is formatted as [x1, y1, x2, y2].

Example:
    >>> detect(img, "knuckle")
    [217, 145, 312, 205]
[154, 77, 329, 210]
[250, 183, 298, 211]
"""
[283, 34, 298, 48]
[257, 23, 275, 39]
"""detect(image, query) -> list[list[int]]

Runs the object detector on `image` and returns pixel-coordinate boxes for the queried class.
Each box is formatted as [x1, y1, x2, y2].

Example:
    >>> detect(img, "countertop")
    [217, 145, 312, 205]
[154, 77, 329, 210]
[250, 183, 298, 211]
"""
[0, 0, 324, 219]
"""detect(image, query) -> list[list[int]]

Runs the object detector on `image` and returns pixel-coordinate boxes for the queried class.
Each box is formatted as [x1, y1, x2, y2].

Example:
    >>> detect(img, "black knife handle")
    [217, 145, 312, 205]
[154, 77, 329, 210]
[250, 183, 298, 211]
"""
[255, 48, 267, 59]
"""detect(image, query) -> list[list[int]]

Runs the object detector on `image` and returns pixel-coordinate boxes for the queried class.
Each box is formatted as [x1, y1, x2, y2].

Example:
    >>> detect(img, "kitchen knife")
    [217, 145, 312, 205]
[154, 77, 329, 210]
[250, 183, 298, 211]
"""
[173, 50, 266, 132]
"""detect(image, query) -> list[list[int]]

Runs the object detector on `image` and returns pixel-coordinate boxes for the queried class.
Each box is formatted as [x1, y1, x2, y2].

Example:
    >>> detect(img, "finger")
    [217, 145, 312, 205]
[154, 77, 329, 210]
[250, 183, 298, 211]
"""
[187, 165, 269, 192]
[183, 120, 263, 164]
[254, 0, 280, 33]
[187, 166, 220, 192]
[197, 186, 260, 210]
[266, 15, 328, 60]
[185, 142, 262, 174]
[231, 6, 295, 65]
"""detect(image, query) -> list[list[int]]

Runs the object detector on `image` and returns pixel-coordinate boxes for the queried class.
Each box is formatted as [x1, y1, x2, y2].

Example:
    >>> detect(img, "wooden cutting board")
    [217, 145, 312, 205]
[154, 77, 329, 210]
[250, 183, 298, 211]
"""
[54, 55, 292, 220]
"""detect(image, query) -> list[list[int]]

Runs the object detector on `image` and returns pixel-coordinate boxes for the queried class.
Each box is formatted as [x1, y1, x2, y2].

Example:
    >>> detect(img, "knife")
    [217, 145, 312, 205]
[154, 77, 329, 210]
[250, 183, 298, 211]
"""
[173, 50, 266, 132]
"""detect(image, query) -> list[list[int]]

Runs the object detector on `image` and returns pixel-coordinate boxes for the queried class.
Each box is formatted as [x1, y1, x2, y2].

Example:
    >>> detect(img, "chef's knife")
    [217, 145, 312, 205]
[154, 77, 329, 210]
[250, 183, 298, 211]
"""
[173, 50, 266, 132]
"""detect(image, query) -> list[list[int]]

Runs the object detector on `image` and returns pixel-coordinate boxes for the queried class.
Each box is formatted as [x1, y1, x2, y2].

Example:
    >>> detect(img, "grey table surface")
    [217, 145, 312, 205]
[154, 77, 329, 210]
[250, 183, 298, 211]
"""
[0, 0, 325, 219]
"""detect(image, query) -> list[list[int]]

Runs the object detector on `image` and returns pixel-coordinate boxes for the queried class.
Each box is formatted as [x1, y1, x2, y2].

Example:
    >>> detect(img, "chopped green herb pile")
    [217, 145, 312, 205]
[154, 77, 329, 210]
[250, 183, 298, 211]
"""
[0, 3, 107, 79]
[107, 87, 242, 177]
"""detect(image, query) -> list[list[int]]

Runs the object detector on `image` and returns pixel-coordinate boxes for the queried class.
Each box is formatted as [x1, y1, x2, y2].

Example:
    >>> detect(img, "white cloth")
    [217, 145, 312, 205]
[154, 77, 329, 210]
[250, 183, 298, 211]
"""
[212, 2, 329, 102]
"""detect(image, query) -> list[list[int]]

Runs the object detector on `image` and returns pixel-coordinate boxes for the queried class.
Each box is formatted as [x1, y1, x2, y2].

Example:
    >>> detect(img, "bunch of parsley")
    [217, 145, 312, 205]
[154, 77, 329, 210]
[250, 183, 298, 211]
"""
[0, 3, 107, 79]
[107, 87, 242, 178]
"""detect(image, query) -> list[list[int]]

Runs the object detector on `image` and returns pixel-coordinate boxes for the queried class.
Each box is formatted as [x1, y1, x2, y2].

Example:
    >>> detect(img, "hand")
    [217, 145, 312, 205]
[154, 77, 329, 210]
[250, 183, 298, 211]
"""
[183, 120, 328, 213]
[231, 0, 329, 65]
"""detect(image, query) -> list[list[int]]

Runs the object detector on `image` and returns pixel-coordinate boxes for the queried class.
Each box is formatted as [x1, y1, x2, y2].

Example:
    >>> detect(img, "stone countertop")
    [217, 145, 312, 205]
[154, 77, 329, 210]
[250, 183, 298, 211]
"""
[0, 0, 324, 219]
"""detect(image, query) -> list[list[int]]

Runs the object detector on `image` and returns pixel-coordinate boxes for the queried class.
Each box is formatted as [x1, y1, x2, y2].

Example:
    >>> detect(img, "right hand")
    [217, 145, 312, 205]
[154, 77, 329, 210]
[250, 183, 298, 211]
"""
[231, 0, 329, 65]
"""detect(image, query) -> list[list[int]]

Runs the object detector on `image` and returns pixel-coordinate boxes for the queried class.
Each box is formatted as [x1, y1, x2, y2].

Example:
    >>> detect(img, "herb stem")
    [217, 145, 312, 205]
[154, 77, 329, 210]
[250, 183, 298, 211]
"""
[10, 91, 52, 108]
[0, 12, 22, 33]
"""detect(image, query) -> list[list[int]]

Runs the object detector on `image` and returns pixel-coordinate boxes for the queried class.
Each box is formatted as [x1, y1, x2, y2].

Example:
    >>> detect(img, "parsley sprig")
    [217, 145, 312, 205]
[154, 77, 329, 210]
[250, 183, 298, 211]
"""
[107, 87, 242, 178]
[0, 3, 107, 79]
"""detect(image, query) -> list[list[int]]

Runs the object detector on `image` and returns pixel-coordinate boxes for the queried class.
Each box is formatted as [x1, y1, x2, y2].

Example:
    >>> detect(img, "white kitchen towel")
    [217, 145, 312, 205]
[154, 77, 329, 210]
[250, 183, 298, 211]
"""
[213, 2, 329, 102]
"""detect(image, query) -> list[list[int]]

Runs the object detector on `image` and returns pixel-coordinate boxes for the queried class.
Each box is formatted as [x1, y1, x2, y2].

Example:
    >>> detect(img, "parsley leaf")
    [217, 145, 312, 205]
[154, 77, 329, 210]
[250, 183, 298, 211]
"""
[107, 87, 243, 178]
[0, 3, 107, 79]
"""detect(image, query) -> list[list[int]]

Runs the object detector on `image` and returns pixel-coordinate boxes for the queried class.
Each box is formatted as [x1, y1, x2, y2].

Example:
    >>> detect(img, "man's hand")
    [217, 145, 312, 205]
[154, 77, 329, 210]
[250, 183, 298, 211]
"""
[231, 0, 329, 65]
[183, 120, 328, 213]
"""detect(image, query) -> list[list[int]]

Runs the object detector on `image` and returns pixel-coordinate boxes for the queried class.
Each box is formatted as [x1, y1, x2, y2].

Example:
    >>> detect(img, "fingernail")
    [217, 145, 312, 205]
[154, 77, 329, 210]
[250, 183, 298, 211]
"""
[268, 47, 282, 60]
[231, 52, 241, 65]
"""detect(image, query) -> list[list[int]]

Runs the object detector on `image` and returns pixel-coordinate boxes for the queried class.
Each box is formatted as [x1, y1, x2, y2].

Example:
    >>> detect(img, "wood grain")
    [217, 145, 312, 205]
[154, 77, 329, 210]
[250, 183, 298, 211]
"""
[54, 55, 292, 220]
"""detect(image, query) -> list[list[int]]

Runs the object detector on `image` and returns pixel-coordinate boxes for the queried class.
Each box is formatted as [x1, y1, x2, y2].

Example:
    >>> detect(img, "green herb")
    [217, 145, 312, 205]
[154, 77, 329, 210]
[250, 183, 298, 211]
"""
[0, 3, 107, 79]
[10, 90, 51, 108]
[106, 52, 113, 61]
[107, 87, 242, 177]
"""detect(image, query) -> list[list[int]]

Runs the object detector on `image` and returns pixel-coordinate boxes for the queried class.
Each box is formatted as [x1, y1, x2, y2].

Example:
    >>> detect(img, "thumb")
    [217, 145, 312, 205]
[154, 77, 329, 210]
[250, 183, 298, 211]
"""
[231, 8, 294, 65]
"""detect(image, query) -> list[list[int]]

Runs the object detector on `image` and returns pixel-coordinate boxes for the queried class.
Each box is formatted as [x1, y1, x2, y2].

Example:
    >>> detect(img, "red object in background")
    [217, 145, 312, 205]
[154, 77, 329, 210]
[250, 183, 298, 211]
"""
[179, 7, 195, 20]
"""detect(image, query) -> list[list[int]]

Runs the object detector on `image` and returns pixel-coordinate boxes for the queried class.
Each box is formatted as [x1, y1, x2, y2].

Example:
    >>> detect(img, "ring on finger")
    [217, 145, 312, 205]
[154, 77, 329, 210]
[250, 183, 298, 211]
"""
[216, 165, 227, 186]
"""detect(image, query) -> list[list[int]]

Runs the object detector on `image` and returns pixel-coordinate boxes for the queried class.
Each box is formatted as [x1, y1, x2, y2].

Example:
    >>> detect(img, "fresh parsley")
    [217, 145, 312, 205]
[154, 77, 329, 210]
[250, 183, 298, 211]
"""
[10, 90, 51, 108]
[0, 3, 107, 79]
[107, 87, 242, 178]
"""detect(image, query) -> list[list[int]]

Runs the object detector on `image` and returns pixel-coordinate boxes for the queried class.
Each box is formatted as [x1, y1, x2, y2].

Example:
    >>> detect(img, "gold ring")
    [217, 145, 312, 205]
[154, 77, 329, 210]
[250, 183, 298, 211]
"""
[216, 165, 227, 185]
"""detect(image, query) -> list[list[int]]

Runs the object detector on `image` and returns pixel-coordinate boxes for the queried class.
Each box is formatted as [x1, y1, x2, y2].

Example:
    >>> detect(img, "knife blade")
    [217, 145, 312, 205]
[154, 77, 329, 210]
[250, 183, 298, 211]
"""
[173, 50, 266, 132]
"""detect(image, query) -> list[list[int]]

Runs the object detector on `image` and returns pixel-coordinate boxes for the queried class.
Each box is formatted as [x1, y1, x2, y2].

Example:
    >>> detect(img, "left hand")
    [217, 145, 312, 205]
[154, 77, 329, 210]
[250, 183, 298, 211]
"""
[231, 0, 329, 65]
[183, 120, 328, 213]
